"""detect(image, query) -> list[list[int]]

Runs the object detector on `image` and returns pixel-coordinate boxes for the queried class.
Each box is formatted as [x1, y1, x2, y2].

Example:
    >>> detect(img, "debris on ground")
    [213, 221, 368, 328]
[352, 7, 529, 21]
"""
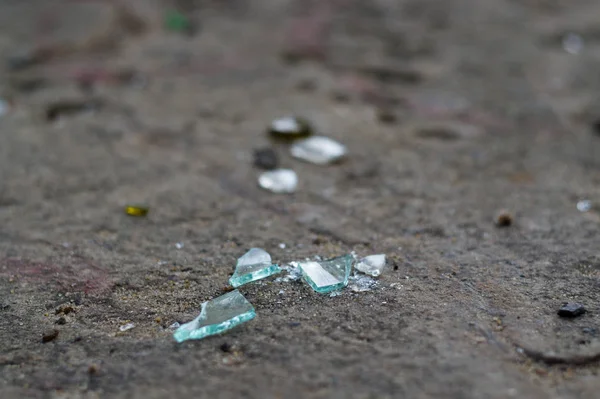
[124, 205, 149, 217]
[268, 117, 313, 139]
[0, 98, 8, 117]
[563, 32, 584, 55]
[291, 136, 347, 165]
[42, 329, 59, 343]
[299, 254, 353, 294]
[276, 262, 303, 283]
[253, 147, 279, 170]
[45, 99, 103, 121]
[494, 210, 513, 227]
[119, 322, 136, 332]
[175, 242, 184, 249]
[355, 254, 386, 277]
[558, 303, 587, 318]
[229, 248, 281, 288]
[577, 200, 592, 212]
[164, 10, 194, 35]
[258, 169, 298, 194]
[173, 290, 256, 343]
[348, 274, 378, 292]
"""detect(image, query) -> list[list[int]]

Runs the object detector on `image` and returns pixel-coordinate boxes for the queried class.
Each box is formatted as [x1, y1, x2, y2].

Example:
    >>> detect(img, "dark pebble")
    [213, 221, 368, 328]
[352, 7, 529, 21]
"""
[592, 119, 600, 135]
[219, 342, 232, 353]
[376, 108, 397, 124]
[494, 210, 513, 227]
[55, 317, 67, 325]
[557, 303, 587, 318]
[42, 329, 59, 343]
[289, 322, 301, 327]
[253, 148, 279, 170]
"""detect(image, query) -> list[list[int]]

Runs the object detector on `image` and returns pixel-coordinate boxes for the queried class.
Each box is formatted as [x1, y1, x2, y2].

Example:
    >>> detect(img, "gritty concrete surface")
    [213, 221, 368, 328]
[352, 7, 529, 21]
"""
[1, 0, 600, 398]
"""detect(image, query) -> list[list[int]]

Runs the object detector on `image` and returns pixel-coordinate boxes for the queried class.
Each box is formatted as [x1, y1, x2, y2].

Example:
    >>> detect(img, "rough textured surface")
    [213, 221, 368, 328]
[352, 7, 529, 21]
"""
[1, 0, 600, 398]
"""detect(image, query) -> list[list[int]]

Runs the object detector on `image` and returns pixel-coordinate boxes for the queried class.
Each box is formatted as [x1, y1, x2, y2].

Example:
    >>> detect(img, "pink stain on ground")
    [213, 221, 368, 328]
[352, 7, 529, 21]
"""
[0, 257, 112, 294]
[283, 2, 337, 61]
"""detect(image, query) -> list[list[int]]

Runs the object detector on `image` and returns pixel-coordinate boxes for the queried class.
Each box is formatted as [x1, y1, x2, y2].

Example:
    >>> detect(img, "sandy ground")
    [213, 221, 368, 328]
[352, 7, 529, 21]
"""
[1, 0, 600, 398]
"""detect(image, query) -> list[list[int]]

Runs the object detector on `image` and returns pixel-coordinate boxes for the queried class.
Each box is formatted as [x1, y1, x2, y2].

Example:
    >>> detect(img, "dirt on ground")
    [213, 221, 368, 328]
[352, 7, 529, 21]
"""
[1, 0, 600, 398]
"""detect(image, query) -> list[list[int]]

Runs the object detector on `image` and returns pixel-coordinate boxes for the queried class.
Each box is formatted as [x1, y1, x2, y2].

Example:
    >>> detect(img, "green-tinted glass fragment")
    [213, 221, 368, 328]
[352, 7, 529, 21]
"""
[299, 254, 353, 294]
[165, 10, 191, 33]
[173, 290, 255, 343]
[229, 248, 281, 288]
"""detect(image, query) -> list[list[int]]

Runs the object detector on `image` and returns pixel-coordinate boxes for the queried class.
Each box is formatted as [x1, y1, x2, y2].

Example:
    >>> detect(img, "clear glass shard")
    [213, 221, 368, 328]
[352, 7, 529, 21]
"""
[299, 254, 353, 293]
[229, 248, 281, 287]
[275, 261, 302, 283]
[290, 136, 347, 165]
[173, 290, 256, 343]
[355, 254, 386, 277]
[258, 169, 298, 194]
[348, 274, 378, 292]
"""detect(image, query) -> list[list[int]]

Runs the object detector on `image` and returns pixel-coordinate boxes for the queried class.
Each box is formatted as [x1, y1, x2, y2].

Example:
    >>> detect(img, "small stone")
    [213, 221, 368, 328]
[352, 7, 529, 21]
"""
[88, 364, 99, 375]
[278, 243, 286, 249]
[268, 117, 313, 139]
[0, 98, 9, 117]
[563, 33, 584, 55]
[55, 317, 67, 325]
[124, 205, 149, 217]
[258, 169, 298, 194]
[253, 148, 279, 170]
[42, 329, 59, 343]
[558, 303, 587, 318]
[295, 79, 317, 92]
[55, 305, 74, 315]
[175, 242, 184, 249]
[375, 108, 397, 124]
[6, 48, 41, 71]
[291, 136, 347, 165]
[355, 254, 386, 277]
[229, 248, 282, 288]
[173, 290, 256, 343]
[577, 200, 592, 212]
[119, 322, 136, 332]
[494, 210, 513, 227]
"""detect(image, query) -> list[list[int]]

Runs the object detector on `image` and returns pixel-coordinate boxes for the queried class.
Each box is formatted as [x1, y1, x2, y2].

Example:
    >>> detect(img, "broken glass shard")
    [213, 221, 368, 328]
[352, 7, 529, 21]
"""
[119, 322, 135, 332]
[291, 136, 347, 165]
[355, 254, 386, 277]
[258, 169, 298, 194]
[276, 261, 302, 283]
[268, 116, 313, 139]
[173, 290, 255, 343]
[229, 248, 281, 288]
[348, 274, 378, 292]
[563, 32, 584, 55]
[299, 255, 353, 293]
[577, 200, 591, 212]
